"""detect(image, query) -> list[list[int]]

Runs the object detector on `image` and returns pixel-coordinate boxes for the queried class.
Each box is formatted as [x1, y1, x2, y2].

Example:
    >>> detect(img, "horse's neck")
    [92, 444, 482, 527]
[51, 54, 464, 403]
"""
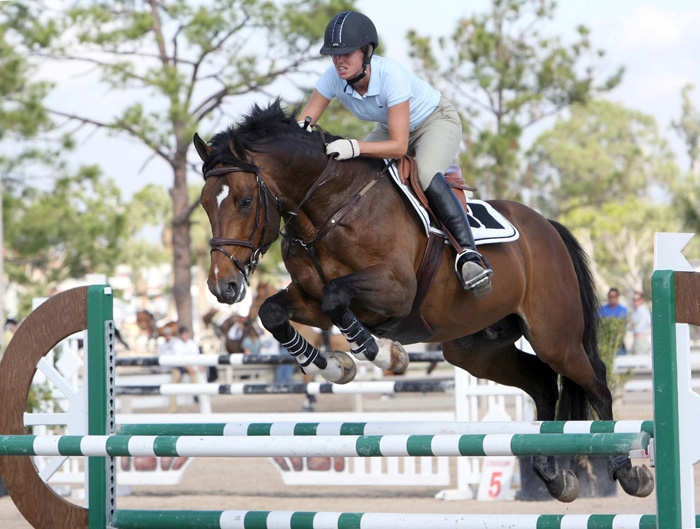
[278, 156, 381, 237]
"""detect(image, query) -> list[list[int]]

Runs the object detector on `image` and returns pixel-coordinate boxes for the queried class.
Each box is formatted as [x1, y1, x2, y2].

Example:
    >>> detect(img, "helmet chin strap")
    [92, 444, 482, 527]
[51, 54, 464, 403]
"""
[345, 46, 373, 88]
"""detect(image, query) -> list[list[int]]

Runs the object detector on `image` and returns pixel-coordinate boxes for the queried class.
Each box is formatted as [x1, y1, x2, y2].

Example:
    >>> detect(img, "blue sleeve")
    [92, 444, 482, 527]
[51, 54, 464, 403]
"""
[316, 66, 340, 101]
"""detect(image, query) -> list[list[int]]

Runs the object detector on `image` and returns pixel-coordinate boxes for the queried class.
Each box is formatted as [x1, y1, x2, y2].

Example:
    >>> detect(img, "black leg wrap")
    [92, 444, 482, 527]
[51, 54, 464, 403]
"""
[337, 311, 378, 361]
[280, 328, 327, 370]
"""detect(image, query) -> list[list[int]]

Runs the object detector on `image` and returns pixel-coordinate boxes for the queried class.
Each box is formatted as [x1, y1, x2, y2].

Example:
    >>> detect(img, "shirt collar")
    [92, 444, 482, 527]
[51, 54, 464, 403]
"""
[343, 56, 380, 98]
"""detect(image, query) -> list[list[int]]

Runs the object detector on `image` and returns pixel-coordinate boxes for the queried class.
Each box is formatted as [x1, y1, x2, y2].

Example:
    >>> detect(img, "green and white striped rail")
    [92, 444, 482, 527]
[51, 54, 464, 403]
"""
[117, 419, 655, 437]
[0, 432, 649, 458]
[109, 510, 700, 529]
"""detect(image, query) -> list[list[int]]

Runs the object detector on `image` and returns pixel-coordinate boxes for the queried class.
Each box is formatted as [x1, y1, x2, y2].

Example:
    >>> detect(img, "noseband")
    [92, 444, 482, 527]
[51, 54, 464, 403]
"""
[203, 161, 281, 285]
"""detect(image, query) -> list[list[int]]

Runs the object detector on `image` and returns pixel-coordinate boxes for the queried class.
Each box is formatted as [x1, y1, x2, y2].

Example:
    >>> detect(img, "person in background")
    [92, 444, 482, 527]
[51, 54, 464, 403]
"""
[599, 287, 628, 355]
[629, 291, 652, 356]
[167, 326, 205, 411]
[1, 318, 18, 361]
[241, 324, 261, 356]
[275, 344, 296, 385]
[172, 326, 204, 381]
[155, 325, 176, 373]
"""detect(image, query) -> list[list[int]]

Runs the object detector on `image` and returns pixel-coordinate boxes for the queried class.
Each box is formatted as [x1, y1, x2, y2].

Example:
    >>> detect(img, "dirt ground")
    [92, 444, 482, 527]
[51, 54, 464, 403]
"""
[0, 378, 694, 528]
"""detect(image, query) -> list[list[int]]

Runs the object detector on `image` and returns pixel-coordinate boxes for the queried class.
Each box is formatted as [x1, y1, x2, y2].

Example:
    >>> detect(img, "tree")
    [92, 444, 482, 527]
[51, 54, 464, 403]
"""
[527, 100, 678, 218]
[3, 0, 355, 332]
[526, 100, 680, 293]
[671, 85, 700, 236]
[4, 166, 127, 314]
[406, 0, 622, 200]
[122, 184, 172, 309]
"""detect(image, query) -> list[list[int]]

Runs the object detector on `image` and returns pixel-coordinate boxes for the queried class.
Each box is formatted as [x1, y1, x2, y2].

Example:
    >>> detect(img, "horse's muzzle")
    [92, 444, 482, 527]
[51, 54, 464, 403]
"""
[208, 277, 247, 305]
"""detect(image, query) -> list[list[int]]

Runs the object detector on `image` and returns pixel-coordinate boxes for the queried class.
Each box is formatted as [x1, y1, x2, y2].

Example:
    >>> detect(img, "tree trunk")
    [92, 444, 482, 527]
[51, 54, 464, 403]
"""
[170, 161, 193, 333]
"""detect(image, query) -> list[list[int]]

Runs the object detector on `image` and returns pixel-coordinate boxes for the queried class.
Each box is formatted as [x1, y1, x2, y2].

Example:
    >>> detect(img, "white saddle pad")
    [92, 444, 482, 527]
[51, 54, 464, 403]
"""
[387, 163, 519, 245]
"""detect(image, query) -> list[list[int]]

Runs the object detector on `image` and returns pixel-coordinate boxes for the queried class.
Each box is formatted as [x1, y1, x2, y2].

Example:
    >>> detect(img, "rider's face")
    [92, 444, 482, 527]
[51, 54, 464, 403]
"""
[332, 48, 365, 79]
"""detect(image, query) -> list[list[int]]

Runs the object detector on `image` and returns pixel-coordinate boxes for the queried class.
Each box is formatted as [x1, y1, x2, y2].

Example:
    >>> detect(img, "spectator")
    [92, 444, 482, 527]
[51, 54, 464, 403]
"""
[241, 325, 261, 356]
[168, 326, 205, 412]
[275, 345, 296, 385]
[154, 325, 176, 373]
[172, 326, 204, 381]
[599, 288, 628, 355]
[1, 318, 18, 361]
[629, 291, 651, 356]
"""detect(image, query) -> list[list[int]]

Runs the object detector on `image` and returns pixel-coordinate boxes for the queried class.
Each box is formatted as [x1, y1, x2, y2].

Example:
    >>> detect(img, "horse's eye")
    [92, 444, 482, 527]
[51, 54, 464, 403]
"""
[238, 196, 253, 210]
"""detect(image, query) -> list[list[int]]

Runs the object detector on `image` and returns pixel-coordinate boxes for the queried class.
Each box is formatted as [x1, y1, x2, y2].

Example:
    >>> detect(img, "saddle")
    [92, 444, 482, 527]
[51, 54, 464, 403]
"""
[396, 156, 475, 219]
[367, 156, 476, 344]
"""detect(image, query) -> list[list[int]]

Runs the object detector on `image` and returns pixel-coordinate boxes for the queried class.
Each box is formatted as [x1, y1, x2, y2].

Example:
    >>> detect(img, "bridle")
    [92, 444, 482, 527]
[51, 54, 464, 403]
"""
[203, 159, 282, 286]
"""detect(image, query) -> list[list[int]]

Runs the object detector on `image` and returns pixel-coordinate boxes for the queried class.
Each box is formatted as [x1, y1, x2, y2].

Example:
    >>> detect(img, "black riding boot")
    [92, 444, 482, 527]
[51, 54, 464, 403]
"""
[425, 172, 493, 297]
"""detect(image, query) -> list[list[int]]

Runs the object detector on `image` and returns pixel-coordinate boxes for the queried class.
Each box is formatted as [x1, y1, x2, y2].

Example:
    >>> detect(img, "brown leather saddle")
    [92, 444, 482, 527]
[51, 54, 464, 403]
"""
[367, 156, 475, 344]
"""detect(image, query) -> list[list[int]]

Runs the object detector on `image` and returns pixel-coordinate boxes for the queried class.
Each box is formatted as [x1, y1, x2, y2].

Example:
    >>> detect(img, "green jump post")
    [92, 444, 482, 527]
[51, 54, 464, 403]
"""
[86, 285, 115, 529]
[652, 233, 700, 529]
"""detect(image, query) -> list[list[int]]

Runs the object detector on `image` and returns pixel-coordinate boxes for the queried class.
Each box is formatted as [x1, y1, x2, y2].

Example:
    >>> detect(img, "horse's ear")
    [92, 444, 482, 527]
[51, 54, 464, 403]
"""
[228, 133, 248, 161]
[193, 133, 212, 162]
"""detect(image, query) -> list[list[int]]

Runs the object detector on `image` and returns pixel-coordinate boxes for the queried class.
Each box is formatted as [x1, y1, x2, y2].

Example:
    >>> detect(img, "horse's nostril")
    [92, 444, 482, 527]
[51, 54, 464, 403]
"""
[224, 282, 238, 298]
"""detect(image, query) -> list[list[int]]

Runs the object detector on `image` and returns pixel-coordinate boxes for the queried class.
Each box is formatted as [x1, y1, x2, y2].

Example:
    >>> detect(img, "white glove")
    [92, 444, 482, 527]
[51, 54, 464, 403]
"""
[326, 139, 360, 160]
[297, 120, 313, 132]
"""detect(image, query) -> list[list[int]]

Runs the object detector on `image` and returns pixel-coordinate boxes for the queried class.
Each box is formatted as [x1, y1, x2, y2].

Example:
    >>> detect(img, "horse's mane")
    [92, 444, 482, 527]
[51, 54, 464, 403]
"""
[203, 99, 385, 177]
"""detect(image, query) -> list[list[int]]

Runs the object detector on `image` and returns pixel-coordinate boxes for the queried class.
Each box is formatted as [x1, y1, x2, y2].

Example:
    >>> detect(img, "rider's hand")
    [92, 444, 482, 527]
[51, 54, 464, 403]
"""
[326, 139, 360, 160]
[297, 120, 313, 132]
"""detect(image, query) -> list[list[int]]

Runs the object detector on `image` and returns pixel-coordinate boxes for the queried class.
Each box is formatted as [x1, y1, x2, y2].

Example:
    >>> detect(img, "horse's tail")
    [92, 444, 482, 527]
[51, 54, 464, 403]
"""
[548, 219, 601, 421]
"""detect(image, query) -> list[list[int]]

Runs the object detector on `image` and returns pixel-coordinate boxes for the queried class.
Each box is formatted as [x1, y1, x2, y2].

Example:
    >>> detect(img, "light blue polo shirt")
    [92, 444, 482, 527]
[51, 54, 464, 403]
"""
[315, 55, 441, 132]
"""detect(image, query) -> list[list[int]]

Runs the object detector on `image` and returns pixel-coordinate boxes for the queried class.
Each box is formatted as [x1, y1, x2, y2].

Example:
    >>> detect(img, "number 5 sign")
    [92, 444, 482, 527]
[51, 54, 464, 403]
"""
[476, 456, 515, 501]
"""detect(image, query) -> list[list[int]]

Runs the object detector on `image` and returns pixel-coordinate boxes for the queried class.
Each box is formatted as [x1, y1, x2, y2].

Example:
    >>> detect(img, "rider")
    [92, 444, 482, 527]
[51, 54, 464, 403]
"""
[299, 11, 493, 297]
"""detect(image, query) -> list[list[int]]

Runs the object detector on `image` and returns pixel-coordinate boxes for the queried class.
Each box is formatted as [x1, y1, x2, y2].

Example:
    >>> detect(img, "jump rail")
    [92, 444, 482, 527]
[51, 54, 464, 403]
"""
[115, 351, 445, 367]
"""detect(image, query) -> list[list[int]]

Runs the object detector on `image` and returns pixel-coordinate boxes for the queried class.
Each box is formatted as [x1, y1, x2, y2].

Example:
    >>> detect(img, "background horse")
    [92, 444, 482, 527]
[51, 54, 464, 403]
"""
[136, 310, 178, 349]
[194, 100, 653, 503]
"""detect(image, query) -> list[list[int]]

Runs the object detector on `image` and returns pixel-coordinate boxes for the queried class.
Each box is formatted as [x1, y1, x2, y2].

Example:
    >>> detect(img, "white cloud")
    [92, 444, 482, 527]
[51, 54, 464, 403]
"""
[618, 5, 691, 48]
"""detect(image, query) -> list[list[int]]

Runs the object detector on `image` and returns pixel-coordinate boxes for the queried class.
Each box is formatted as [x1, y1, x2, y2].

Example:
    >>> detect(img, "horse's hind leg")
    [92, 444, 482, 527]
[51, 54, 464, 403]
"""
[529, 325, 654, 498]
[442, 317, 579, 502]
[258, 284, 356, 384]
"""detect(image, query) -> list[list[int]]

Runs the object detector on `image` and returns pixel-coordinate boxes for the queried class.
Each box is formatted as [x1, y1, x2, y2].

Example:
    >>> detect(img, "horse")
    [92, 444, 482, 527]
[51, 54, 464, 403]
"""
[136, 310, 178, 346]
[194, 100, 653, 503]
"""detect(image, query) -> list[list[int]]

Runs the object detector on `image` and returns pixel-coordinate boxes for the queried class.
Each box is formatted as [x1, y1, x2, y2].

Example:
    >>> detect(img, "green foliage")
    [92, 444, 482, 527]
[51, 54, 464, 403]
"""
[4, 167, 127, 314]
[671, 85, 700, 235]
[407, 0, 621, 199]
[528, 100, 679, 218]
[526, 99, 681, 293]
[597, 316, 632, 398]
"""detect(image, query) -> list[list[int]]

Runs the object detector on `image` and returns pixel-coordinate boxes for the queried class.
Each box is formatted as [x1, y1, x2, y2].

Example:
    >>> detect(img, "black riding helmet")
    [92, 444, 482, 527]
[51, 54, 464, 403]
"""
[320, 11, 378, 86]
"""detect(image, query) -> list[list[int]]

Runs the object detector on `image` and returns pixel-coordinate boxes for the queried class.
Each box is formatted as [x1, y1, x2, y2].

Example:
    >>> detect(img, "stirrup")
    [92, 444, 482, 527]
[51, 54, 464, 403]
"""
[456, 250, 493, 294]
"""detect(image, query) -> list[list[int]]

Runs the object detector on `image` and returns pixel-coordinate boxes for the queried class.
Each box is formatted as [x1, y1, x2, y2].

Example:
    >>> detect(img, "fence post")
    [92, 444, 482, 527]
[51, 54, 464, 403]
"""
[86, 286, 115, 529]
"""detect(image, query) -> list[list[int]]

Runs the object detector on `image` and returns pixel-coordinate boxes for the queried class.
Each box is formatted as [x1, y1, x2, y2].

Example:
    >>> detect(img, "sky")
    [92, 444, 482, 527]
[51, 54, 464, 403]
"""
[38, 0, 700, 198]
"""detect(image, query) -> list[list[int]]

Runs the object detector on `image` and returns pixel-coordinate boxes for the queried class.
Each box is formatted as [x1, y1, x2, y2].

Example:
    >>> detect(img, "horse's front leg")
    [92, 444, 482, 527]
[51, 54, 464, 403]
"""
[321, 265, 410, 374]
[258, 284, 356, 384]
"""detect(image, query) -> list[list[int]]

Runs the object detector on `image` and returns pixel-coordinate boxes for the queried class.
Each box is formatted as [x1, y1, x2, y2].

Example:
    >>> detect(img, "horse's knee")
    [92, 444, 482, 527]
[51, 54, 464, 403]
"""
[321, 280, 353, 319]
[258, 299, 287, 333]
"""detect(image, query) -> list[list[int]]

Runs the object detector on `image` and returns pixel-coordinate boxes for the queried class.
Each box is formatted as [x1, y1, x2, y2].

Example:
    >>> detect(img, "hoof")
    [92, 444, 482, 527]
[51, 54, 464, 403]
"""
[547, 469, 579, 503]
[617, 464, 655, 497]
[374, 339, 409, 374]
[326, 351, 357, 384]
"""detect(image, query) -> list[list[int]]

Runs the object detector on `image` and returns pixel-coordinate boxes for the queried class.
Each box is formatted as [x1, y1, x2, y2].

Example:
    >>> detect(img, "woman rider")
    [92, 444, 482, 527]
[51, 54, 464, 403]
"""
[299, 11, 493, 297]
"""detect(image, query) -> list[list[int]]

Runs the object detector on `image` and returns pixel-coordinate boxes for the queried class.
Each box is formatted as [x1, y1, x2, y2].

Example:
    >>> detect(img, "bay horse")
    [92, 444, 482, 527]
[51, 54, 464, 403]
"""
[194, 100, 653, 502]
